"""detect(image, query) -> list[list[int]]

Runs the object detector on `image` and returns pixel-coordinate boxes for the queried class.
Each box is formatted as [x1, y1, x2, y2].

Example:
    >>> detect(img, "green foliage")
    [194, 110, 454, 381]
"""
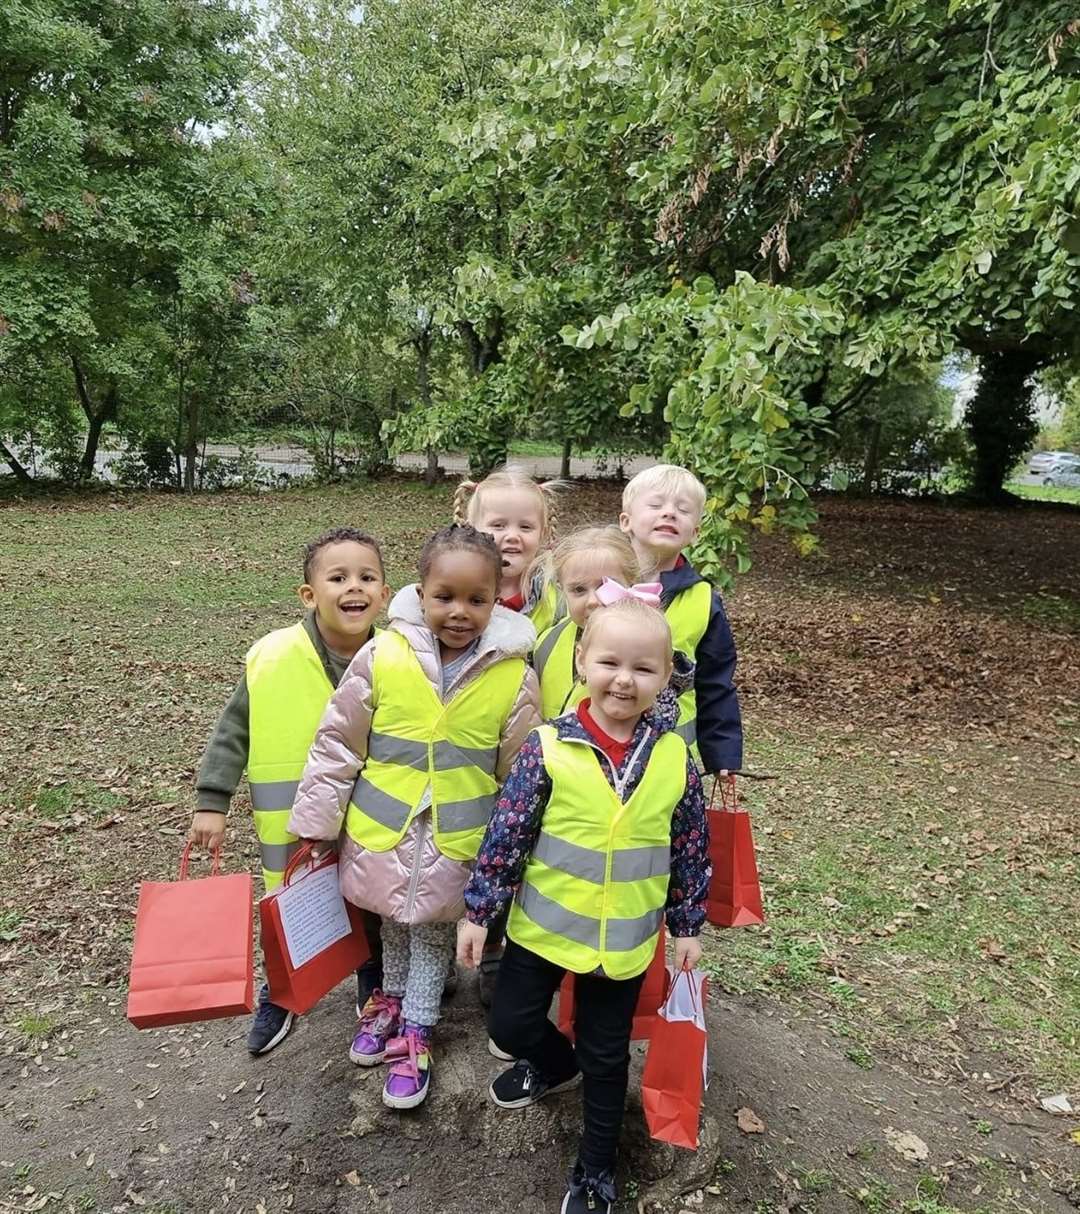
[0, 0, 258, 482]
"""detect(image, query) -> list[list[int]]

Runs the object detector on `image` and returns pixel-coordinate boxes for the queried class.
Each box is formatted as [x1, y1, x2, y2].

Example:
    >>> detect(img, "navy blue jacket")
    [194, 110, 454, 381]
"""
[660, 559, 743, 773]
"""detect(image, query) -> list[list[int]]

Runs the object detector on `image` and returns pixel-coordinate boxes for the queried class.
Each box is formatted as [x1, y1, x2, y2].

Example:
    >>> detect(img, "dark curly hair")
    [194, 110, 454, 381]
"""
[418, 523, 501, 589]
[303, 528, 384, 581]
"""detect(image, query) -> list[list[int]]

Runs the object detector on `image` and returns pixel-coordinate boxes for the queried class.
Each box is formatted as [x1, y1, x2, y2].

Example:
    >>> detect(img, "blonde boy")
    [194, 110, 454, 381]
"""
[618, 464, 742, 774]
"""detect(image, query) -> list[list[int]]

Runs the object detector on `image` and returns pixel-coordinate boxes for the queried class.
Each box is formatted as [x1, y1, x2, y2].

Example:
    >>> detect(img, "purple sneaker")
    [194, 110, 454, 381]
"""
[349, 990, 401, 1066]
[382, 1023, 433, 1109]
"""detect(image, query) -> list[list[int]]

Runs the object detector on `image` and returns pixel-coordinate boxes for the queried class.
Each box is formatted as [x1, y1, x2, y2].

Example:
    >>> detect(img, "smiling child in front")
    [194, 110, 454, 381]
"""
[289, 524, 539, 1108]
[458, 598, 709, 1214]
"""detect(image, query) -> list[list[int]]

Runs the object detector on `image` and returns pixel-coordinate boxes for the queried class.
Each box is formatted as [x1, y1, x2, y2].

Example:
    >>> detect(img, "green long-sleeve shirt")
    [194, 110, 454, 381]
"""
[195, 612, 356, 814]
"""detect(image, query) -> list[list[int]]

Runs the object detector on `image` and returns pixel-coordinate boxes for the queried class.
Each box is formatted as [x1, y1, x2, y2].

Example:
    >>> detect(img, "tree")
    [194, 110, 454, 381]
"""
[441, 0, 1080, 575]
[0, 0, 253, 479]
[256, 0, 602, 476]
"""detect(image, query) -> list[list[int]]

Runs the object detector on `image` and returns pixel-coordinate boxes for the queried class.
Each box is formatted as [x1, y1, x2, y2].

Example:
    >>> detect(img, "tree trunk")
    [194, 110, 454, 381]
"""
[183, 393, 198, 493]
[560, 436, 572, 479]
[71, 357, 118, 480]
[415, 329, 441, 486]
[0, 437, 32, 482]
[862, 419, 882, 494]
[964, 350, 1045, 502]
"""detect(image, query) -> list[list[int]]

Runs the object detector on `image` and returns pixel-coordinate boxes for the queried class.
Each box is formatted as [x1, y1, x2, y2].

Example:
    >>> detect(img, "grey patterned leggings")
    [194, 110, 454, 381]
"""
[380, 920, 455, 1028]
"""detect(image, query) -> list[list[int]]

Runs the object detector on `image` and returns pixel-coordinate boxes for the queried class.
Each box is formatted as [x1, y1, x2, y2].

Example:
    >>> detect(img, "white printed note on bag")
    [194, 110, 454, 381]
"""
[662, 965, 710, 1090]
[273, 862, 352, 970]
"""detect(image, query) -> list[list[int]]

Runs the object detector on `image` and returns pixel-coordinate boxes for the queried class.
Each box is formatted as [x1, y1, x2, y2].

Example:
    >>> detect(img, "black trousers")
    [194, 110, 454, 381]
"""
[489, 938, 646, 1173]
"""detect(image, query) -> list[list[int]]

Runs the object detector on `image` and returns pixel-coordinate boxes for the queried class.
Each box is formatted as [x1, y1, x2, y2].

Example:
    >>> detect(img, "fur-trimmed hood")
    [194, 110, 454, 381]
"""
[388, 583, 536, 662]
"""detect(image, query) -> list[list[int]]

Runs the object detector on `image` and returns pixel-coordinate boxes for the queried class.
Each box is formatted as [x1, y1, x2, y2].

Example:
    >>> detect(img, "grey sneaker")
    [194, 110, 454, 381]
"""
[246, 984, 295, 1055]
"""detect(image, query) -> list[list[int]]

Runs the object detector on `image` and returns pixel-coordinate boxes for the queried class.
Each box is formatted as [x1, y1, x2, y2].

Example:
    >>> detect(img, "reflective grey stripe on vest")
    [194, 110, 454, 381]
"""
[612, 844, 670, 883]
[532, 832, 670, 885]
[605, 907, 663, 952]
[532, 831, 605, 883]
[674, 719, 696, 746]
[260, 840, 299, 874]
[533, 619, 571, 678]
[433, 741, 498, 776]
[367, 733, 498, 776]
[349, 775, 412, 831]
[368, 731, 429, 770]
[518, 882, 600, 949]
[518, 883, 661, 954]
[250, 779, 300, 811]
[437, 794, 495, 834]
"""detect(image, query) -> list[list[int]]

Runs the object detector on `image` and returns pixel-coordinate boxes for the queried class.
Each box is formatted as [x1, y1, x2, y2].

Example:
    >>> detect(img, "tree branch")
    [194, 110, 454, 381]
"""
[0, 436, 32, 482]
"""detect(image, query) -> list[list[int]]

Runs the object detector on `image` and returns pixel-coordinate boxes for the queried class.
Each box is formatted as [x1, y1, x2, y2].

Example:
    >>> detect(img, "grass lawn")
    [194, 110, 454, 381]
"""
[1007, 479, 1080, 505]
[0, 483, 1077, 1101]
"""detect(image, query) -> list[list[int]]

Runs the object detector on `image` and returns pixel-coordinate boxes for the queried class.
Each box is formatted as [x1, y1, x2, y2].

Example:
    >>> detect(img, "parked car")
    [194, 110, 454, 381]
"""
[1029, 450, 1080, 476]
[1045, 468, 1080, 488]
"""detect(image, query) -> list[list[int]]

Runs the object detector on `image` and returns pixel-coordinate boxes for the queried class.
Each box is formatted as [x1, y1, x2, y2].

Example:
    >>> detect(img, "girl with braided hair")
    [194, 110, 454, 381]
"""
[289, 523, 540, 1108]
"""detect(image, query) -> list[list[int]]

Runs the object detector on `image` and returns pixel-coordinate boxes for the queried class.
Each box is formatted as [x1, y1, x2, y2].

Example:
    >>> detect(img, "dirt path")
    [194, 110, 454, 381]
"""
[1, 489, 1077, 1214]
[2, 969, 1073, 1214]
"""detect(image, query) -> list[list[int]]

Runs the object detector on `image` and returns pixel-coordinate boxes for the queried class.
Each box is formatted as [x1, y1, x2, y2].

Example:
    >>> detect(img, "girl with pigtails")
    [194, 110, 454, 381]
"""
[453, 464, 565, 636]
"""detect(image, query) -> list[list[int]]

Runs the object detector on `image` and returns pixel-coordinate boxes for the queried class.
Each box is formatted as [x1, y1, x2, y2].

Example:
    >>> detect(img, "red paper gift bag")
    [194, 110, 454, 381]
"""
[642, 967, 708, 1149]
[558, 927, 669, 1042]
[260, 844, 370, 1015]
[127, 845, 254, 1029]
[706, 777, 765, 927]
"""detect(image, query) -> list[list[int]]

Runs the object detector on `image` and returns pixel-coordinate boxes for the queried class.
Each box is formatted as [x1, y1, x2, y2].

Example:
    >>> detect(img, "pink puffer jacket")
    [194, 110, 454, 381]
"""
[288, 586, 541, 925]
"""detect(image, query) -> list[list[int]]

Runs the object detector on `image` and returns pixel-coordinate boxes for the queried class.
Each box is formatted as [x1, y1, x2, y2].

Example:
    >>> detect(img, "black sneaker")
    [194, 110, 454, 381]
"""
[488, 1059, 581, 1109]
[247, 984, 295, 1055]
[356, 964, 384, 1017]
[560, 1162, 615, 1214]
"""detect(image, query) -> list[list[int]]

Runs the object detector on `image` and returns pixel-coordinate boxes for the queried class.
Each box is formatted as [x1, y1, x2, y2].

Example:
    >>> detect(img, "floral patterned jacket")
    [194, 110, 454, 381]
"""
[463, 704, 711, 937]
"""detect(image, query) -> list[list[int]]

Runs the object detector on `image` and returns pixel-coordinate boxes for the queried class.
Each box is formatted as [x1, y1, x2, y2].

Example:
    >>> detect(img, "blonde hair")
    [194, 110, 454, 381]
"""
[550, 526, 639, 588]
[577, 597, 673, 662]
[453, 464, 564, 546]
[621, 463, 707, 520]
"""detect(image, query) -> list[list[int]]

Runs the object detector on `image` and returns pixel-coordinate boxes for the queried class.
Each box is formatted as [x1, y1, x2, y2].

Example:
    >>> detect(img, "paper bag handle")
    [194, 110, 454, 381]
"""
[661, 964, 702, 1018]
[282, 840, 332, 887]
[178, 842, 221, 880]
[708, 774, 739, 813]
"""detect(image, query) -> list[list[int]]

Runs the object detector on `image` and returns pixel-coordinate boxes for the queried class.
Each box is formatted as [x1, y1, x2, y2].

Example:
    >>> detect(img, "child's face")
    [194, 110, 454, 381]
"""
[299, 541, 389, 651]
[619, 488, 700, 564]
[575, 616, 671, 728]
[560, 550, 631, 629]
[418, 549, 498, 656]
[474, 488, 544, 582]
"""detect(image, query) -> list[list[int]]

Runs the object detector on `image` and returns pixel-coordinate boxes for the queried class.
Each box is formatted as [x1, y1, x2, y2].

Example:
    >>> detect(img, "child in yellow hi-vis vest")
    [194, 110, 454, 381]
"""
[532, 526, 642, 720]
[289, 524, 540, 1110]
[458, 598, 710, 1214]
[189, 528, 390, 1056]
[453, 464, 564, 1004]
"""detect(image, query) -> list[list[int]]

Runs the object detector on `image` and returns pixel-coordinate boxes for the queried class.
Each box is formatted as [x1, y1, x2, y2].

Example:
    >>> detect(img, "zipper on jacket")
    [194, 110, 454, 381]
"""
[404, 795, 429, 921]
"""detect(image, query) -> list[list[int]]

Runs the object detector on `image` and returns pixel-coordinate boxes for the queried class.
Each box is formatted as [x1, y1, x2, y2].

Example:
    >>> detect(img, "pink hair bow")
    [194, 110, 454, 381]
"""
[594, 577, 663, 609]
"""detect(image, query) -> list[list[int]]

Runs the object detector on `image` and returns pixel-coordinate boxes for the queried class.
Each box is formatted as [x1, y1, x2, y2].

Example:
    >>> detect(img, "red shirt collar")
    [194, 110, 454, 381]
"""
[576, 699, 631, 768]
[498, 591, 526, 612]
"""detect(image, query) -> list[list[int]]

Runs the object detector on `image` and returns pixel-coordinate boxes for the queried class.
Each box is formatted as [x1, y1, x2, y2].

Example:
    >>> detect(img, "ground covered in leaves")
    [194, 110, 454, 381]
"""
[0, 484, 1077, 1214]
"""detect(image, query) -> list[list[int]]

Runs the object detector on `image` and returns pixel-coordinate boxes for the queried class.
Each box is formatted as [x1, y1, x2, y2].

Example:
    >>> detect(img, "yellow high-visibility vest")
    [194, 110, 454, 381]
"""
[532, 617, 586, 720]
[247, 623, 334, 890]
[344, 630, 524, 861]
[664, 581, 712, 749]
[526, 582, 562, 636]
[508, 724, 686, 979]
